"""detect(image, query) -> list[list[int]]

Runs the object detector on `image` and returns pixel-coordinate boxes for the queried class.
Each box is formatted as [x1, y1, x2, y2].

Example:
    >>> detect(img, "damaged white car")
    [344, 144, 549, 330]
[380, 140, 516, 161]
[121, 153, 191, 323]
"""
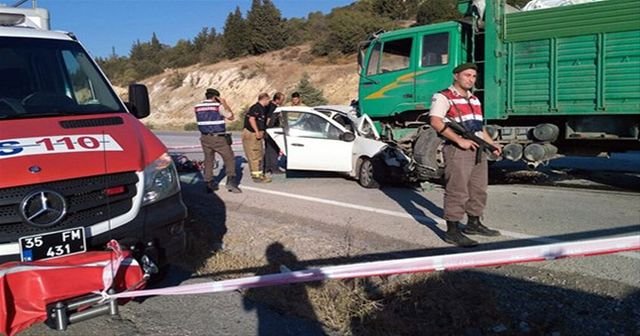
[266, 106, 413, 188]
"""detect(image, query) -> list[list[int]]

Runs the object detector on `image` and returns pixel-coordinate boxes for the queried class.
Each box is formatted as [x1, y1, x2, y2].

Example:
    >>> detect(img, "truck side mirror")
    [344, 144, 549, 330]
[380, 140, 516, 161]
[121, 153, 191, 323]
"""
[127, 84, 150, 119]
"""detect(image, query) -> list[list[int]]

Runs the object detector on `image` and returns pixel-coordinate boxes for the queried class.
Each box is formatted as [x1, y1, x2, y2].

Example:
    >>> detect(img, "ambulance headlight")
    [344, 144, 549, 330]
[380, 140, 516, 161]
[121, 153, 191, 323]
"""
[142, 153, 180, 205]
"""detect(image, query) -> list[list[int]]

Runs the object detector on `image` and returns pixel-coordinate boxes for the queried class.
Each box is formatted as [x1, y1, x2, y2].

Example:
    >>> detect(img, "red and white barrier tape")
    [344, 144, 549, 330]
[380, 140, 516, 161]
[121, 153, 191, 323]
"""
[107, 235, 639, 300]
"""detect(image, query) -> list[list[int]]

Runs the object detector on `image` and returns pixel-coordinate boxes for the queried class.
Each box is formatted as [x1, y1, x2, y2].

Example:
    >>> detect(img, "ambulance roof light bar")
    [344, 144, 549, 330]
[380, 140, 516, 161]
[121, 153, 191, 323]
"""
[0, 13, 26, 26]
[0, 6, 49, 29]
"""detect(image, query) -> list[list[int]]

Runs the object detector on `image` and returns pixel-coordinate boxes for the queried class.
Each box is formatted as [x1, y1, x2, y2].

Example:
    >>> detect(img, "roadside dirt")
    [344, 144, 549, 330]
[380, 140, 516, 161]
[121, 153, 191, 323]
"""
[177, 179, 640, 336]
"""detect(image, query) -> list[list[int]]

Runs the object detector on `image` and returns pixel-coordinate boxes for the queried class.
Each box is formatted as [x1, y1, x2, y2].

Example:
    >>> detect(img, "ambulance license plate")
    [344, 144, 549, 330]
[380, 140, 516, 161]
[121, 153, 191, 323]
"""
[19, 227, 86, 262]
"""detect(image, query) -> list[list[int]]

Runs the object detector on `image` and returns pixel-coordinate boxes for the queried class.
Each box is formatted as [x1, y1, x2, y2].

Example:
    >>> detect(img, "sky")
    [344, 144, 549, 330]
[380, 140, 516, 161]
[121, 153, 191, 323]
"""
[10, 0, 354, 58]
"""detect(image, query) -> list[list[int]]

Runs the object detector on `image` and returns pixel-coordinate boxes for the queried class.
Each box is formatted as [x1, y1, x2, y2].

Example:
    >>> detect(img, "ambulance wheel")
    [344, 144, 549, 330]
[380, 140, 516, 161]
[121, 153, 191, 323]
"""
[358, 157, 380, 189]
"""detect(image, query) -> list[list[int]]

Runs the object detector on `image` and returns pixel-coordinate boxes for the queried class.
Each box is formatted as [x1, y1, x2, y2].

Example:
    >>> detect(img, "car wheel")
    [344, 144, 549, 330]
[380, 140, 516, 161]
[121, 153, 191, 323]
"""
[358, 157, 380, 189]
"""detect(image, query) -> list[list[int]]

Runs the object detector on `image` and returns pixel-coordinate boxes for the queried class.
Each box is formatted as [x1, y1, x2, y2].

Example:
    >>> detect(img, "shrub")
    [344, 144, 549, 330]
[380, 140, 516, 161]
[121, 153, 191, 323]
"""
[294, 73, 328, 106]
[168, 71, 186, 89]
[184, 122, 198, 131]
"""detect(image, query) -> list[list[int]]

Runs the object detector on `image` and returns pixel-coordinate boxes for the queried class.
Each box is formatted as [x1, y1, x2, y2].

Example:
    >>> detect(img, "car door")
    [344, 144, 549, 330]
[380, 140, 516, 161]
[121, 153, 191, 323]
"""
[281, 109, 353, 172]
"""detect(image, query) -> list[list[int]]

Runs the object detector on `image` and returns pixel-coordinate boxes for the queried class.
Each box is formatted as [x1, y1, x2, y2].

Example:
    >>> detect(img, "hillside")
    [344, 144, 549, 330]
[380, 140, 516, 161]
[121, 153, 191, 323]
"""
[130, 45, 359, 130]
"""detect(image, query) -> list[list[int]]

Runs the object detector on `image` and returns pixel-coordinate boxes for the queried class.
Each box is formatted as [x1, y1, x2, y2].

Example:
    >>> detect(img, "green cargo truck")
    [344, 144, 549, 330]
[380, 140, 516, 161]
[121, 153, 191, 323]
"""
[357, 0, 639, 181]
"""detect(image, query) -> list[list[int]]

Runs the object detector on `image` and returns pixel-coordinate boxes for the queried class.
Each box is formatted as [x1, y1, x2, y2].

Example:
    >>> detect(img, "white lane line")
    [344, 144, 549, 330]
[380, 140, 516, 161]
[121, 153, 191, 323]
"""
[234, 184, 640, 261]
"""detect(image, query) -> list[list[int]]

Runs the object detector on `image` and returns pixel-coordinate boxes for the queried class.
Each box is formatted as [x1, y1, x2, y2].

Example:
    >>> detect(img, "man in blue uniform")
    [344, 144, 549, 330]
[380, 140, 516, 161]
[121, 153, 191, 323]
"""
[195, 88, 241, 193]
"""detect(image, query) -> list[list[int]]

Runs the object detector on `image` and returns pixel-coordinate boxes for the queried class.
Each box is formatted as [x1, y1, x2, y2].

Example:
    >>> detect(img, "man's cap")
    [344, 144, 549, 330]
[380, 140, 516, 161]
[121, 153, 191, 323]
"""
[205, 88, 220, 97]
[453, 63, 478, 74]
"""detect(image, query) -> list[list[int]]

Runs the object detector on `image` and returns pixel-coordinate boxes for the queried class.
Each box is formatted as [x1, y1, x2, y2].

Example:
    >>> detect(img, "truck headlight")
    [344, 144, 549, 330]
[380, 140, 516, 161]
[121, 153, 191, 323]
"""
[142, 153, 180, 205]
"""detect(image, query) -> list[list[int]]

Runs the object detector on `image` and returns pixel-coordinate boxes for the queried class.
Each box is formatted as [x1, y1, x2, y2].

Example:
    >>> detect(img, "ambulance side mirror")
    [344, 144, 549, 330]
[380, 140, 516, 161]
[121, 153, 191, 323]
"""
[127, 84, 150, 119]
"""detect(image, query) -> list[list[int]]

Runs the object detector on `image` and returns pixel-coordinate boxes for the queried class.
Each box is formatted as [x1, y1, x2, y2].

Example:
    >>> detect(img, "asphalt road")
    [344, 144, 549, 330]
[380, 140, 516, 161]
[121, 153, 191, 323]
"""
[157, 130, 639, 284]
[20, 130, 640, 336]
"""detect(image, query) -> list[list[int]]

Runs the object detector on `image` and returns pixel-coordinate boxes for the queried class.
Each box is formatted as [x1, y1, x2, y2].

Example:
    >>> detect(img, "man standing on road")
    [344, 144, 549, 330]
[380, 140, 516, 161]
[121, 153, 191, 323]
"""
[243, 93, 272, 183]
[195, 88, 242, 193]
[264, 92, 285, 175]
[429, 63, 502, 247]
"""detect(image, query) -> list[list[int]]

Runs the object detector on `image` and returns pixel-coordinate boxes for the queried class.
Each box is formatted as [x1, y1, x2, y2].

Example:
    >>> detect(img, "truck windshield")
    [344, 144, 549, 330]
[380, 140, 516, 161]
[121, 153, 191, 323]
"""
[0, 37, 126, 119]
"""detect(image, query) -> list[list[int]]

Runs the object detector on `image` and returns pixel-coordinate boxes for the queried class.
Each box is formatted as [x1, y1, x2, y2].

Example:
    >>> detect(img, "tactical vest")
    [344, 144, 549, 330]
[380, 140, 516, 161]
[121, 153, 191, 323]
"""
[194, 100, 225, 134]
[439, 89, 484, 133]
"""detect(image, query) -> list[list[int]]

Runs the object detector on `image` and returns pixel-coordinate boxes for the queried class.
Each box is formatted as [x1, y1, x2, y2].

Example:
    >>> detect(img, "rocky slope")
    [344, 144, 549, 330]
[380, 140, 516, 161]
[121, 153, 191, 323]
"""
[128, 45, 359, 129]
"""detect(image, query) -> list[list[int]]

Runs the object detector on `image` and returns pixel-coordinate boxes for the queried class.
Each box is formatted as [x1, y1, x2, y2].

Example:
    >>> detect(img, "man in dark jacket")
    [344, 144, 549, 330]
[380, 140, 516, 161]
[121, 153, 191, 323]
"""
[264, 92, 284, 175]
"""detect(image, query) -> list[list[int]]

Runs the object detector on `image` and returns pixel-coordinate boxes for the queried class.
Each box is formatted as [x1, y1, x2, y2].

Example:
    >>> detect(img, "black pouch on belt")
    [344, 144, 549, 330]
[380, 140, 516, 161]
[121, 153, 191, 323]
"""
[225, 133, 232, 146]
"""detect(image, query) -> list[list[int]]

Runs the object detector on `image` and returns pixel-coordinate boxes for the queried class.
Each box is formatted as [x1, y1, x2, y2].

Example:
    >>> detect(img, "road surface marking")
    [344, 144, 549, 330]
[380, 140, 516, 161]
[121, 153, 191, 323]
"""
[233, 184, 640, 261]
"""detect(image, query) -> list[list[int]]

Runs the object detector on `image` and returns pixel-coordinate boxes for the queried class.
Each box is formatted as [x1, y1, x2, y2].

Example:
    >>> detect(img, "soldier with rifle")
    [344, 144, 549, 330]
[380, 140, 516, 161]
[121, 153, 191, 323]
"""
[429, 63, 502, 247]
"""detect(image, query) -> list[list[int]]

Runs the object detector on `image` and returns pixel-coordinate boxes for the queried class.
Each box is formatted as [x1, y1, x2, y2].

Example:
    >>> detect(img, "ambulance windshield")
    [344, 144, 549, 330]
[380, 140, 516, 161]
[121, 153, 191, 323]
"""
[0, 37, 126, 119]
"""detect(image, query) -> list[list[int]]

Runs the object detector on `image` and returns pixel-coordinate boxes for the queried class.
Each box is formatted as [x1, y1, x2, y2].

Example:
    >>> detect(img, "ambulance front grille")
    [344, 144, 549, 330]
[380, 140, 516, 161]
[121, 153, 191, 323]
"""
[0, 172, 138, 243]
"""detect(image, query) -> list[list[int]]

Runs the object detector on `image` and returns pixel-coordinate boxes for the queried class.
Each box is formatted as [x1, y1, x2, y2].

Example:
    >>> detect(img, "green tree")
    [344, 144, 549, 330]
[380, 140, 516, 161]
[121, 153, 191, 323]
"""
[193, 27, 211, 54]
[294, 73, 327, 106]
[416, 0, 461, 25]
[314, 8, 391, 55]
[223, 7, 250, 58]
[199, 30, 225, 64]
[282, 17, 306, 47]
[371, 0, 418, 20]
[246, 0, 285, 55]
[163, 39, 197, 68]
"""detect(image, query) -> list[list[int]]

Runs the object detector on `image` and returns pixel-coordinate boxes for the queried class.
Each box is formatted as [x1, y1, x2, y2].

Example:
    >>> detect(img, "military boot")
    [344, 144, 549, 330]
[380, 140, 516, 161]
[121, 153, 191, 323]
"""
[463, 216, 501, 236]
[226, 176, 242, 193]
[444, 221, 478, 247]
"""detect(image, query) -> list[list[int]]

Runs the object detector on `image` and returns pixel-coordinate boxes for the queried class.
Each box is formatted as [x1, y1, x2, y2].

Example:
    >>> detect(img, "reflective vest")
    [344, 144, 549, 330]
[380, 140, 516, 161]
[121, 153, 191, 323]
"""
[194, 100, 225, 134]
[439, 89, 484, 134]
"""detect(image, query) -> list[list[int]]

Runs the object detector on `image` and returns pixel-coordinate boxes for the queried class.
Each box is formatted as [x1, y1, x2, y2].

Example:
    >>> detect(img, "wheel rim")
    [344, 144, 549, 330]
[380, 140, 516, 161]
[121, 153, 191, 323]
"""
[360, 160, 373, 185]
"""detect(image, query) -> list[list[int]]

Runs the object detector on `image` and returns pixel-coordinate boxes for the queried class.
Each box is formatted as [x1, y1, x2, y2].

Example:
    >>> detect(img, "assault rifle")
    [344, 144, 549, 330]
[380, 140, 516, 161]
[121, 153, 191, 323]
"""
[447, 120, 499, 164]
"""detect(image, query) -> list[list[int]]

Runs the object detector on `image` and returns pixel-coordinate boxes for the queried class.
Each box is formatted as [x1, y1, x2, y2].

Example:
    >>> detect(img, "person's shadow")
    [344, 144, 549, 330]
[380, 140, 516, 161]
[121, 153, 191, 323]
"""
[381, 185, 448, 241]
[243, 242, 326, 336]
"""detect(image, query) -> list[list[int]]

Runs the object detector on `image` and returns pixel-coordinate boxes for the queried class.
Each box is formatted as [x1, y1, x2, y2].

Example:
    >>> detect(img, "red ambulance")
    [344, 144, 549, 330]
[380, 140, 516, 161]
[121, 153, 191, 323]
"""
[0, 7, 187, 266]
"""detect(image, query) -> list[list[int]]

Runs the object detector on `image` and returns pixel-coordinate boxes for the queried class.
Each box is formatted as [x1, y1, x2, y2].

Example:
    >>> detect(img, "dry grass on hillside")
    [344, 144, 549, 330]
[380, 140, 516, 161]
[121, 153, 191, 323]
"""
[128, 45, 359, 131]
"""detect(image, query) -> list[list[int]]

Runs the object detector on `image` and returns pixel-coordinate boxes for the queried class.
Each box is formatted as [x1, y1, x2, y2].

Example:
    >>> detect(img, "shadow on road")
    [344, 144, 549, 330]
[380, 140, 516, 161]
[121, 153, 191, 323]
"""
[194, 224, 640, 280]
[380, 186, 447, 241]
[169, 156, 230, 274]
[348, 269, 639, 335]
[243, 242, 326, 336]
[212, 155, 246, 187]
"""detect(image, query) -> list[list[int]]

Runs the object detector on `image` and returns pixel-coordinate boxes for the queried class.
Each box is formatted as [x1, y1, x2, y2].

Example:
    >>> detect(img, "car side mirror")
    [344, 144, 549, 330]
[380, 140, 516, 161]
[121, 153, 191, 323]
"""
[127, 84, 150, 119]
[340, 132, 356, 142]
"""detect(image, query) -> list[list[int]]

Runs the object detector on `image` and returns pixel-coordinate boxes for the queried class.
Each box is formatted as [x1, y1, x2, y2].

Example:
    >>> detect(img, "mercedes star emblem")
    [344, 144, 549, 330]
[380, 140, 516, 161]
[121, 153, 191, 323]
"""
[20, 190, 67, 228]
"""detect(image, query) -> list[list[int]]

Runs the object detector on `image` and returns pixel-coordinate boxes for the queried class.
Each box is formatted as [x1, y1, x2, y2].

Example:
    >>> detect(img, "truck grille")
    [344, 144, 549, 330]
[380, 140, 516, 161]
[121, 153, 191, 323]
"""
[0, 172, 138, 243]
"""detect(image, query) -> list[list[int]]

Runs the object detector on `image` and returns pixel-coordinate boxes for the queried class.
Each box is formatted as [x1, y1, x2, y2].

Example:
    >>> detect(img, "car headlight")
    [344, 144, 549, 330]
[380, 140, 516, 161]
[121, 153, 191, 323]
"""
[142, 153, 180, 205]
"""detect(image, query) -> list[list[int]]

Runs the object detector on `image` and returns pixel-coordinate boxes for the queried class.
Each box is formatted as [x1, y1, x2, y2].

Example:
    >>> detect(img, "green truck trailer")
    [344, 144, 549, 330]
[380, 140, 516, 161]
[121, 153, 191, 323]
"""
[357, 0, 639, 180]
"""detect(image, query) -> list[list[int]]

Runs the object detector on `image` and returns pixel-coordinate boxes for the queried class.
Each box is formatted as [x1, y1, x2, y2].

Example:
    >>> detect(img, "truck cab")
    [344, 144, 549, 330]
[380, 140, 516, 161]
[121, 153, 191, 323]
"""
[0, 8, 186, 265]
[358, 21, 463, 129]
[356, 0, 639, 183]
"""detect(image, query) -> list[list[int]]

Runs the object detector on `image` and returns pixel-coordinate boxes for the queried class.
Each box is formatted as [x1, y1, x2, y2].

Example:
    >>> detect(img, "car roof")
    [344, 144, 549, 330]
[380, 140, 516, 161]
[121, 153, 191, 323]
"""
[0, 26, 74, 41]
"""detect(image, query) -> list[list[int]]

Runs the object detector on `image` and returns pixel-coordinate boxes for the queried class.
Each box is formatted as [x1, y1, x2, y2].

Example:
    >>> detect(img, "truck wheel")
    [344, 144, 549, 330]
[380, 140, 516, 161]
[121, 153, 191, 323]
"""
[358, 158, 380, 189]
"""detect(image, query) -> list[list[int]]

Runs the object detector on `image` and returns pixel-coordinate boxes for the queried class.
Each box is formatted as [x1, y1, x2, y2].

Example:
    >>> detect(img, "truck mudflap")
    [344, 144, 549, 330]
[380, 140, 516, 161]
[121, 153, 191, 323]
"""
[0, 242, 145, 336]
